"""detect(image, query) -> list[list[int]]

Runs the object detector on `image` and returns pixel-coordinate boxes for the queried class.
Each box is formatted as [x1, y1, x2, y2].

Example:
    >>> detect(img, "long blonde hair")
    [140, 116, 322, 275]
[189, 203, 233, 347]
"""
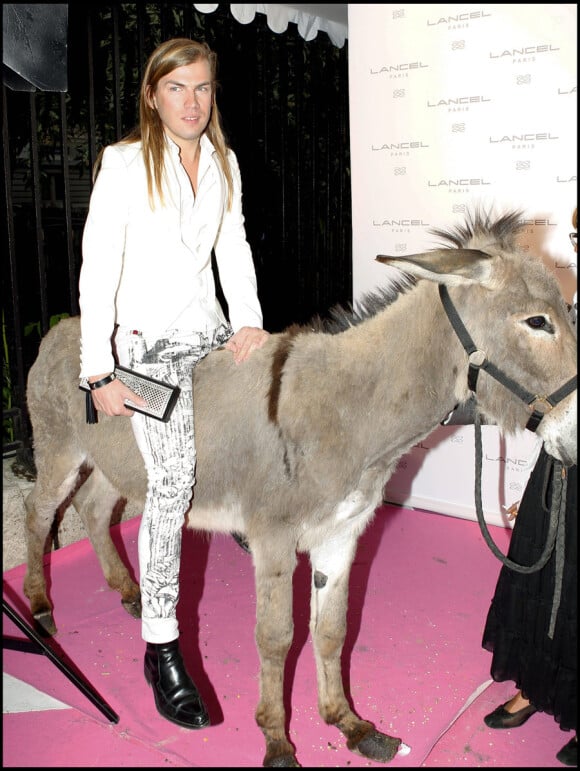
[95, 38, 234, 210]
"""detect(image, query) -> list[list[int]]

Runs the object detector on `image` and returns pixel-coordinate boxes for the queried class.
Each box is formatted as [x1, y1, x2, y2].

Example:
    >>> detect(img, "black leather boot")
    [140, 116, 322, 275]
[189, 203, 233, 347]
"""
[144, 640, 210, 729]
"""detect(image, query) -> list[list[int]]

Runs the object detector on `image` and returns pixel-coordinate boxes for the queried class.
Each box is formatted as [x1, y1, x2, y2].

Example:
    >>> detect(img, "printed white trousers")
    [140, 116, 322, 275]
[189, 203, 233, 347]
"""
[115, 324, 231, 644]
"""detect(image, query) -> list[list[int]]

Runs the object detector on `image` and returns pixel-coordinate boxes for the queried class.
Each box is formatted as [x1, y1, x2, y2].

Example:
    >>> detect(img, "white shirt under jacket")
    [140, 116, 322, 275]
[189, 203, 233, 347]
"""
[79, 133, 263, 377]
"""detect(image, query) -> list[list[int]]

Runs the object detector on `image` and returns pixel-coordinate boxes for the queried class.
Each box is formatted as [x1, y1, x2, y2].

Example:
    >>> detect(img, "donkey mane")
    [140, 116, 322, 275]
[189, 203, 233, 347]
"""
[312, 277, 414, 335]
[429, 206, 526, 251]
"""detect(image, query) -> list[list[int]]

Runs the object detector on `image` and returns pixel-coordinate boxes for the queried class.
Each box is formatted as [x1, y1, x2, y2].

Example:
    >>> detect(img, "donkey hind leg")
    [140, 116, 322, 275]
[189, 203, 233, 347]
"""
[23, 458, 86, 635]
[309, 531, 402, 763]
[72, 466, 141, 621]
[253, 542, 300, 767]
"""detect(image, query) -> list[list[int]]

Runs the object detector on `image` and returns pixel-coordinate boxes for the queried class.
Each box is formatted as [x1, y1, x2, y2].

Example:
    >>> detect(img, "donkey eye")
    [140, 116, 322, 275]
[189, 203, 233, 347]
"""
[526, 315, 551, 331]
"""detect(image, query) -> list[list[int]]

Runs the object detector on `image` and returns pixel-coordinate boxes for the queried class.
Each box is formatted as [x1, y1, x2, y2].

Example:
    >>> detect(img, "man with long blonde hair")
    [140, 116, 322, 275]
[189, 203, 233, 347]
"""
[79, 38, 268, 729]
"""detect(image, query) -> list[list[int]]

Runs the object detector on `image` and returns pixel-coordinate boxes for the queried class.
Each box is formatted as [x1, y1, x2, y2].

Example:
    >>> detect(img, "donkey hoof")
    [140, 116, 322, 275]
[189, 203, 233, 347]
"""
[263, 756, 300, 768]
[263, 740, 300, 767]
[33, 611, 57, 637]
[121, 597, 142, 619]
[354, 730, 401, 763]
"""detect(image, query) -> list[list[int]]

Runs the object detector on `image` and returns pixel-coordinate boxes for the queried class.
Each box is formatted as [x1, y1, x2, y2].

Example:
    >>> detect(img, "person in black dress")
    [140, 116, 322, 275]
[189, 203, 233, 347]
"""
[481, 208, 577, 767]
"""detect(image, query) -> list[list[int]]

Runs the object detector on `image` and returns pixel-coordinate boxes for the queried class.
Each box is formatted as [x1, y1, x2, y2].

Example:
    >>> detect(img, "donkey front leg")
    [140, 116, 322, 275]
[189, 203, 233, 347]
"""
[253, 544, 299, 767]
[309, 530, 402, 763]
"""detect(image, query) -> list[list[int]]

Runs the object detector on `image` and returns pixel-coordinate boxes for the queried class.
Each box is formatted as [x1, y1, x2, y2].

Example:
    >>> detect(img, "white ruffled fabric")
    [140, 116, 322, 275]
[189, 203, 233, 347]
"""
[194, 4, 347, 48]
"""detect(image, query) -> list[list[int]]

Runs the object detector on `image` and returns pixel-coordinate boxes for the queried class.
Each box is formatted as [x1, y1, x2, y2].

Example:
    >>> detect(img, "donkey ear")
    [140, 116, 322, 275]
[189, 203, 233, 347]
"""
[376, 249, 494, 285]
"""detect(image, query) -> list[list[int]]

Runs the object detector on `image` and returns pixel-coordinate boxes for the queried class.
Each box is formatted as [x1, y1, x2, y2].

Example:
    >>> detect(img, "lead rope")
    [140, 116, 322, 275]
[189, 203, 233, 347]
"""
[474, 414, 567, 639]
[548, 467, 567, 639]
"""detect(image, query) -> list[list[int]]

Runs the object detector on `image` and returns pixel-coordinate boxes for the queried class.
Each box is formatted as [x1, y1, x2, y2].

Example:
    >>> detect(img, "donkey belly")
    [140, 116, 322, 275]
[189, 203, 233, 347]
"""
[187, 500, 245, 534]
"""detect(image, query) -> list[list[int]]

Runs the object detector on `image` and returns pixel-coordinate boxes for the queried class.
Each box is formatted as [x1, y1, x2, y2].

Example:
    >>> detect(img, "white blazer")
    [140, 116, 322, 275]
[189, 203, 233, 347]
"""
[79, 133, 263, 377]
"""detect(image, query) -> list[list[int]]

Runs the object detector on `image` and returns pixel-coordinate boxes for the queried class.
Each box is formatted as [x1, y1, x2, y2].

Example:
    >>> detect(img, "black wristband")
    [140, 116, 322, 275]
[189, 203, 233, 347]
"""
[88, 373, 116, 390]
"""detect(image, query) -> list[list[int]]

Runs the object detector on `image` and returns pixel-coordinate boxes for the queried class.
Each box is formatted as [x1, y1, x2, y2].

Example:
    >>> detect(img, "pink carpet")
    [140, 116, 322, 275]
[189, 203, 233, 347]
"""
[3, 505, 570, 767]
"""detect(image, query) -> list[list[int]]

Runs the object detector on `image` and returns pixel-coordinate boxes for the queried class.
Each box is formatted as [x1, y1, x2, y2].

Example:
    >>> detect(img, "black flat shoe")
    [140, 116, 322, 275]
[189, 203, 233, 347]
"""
[144, 640, 210, 729]
[484, 700, 537, 729]
[556, 736, 577, 767]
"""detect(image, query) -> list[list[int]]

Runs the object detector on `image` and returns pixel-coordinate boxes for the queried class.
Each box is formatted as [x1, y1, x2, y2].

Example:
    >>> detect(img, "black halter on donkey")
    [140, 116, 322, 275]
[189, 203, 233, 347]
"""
[439, 283, 577, 637]
[439, 284, 577, 433]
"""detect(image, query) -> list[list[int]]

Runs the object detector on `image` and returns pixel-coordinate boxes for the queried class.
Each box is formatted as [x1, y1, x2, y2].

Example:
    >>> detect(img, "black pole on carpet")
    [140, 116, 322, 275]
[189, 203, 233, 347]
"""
[3, 598, 119, 724]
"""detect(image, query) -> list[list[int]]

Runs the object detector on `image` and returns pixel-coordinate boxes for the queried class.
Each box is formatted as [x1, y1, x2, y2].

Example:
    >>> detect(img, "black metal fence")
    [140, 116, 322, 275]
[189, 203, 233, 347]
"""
[2, 3, 351, 460]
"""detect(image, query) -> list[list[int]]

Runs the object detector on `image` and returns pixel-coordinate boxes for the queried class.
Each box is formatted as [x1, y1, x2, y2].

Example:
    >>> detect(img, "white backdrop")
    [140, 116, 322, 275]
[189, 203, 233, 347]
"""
[348, 4, 577, 527]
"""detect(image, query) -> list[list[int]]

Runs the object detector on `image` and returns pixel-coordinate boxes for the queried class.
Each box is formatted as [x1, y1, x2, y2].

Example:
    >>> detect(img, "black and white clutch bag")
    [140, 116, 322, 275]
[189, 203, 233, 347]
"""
[79, 365, 180, 423]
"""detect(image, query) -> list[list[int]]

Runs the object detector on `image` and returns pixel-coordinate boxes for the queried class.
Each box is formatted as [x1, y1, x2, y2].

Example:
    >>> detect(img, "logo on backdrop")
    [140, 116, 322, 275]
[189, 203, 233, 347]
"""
[372, 218, 429, 228]
[370, 61, 428, 80]
[484, 452, 532, 470]
[487, 133, 562, 154]
[508, 480, 526, 495]
[518, 220, 558, 244]
[371, 140, 430, 157]
[489, 44, 560, 64]
[426, 10, 492, 28]
[427, 179, 492, 193]
[370, 61, 428, 74]
[372, 218, 430, 235]
[521, 218, 557, 227]
[427, 95, 491, 111]
[489, 133, 559, 146]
